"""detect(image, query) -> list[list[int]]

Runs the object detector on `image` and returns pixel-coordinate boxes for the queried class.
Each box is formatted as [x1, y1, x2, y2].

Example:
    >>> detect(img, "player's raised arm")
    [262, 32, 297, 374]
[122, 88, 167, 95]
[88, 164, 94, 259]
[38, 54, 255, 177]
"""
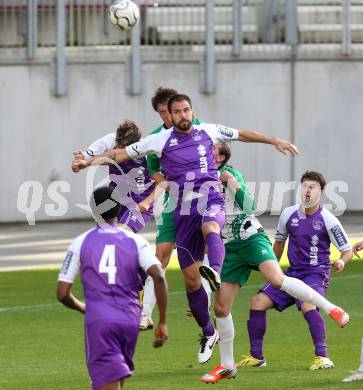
[72, 148, 131, 173]
[237, 128, 300, 156]
[203, 123, 300, 157]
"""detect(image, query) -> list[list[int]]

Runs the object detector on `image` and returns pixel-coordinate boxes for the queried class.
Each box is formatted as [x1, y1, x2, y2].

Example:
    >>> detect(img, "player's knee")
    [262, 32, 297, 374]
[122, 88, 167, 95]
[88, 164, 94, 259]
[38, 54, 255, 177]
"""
[155, 249, 171, 268]
[268, 274, 284, 289]
[214, 300, 230, 317]
[184, 276, 201, 292]
[250, 293, 271, 310]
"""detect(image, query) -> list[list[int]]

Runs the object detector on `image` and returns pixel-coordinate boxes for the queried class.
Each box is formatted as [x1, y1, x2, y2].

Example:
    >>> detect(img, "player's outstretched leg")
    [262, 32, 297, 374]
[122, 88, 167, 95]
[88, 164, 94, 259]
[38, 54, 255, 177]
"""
[280, 276, 349, 327]
[259, 261, 350, 328]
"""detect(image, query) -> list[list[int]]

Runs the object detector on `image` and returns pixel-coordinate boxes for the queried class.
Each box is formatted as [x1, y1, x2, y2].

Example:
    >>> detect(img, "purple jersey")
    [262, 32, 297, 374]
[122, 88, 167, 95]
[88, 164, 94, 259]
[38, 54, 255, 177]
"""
[275, 205, 351, 273]
[109, 158, 154, 205]
[126, 123, 240, 207]
[58, 225, 160, 324]
[84, 133, 154, 206]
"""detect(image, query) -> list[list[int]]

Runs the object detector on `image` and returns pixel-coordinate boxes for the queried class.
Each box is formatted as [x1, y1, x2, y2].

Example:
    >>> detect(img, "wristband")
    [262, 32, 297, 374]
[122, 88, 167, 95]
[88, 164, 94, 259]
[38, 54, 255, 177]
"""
[336, 259, 345, 268]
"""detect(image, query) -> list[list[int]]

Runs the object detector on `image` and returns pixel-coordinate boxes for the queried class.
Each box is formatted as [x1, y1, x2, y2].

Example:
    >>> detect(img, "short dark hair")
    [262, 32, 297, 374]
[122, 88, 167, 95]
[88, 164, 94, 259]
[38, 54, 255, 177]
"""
[151, 87, 178, 112]
[167, 94, 193, 113]
[216, 143, 231, 167]
[300, 171, 326, 190]
[90, 186, 121, 221]
[115, 120, 141, 148]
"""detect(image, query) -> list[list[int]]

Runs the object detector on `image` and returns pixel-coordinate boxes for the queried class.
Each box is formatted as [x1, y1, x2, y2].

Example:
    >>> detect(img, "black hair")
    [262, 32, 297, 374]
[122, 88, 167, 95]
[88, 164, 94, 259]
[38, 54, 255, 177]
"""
[90, 186, 121, 221]
[151, 87, 178, 111]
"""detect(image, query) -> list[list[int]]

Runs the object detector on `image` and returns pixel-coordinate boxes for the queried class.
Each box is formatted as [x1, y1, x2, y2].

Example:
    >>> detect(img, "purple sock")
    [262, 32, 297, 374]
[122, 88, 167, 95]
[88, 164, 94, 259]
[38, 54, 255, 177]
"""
[187, 286, 214, 336]
[304, 310, 327, 357]
[247, 309, 266, 360]
[205, 232, 225, 274]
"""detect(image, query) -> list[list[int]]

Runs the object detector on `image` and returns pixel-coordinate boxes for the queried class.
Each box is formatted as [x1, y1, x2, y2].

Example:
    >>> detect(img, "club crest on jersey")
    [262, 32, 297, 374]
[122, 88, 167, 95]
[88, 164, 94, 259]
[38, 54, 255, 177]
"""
[291, 218, 299, 227]
[198, 145, 207, 156]
[313, 219, 323, 230]
[193, 131, 202, 141]
[169, 138, 178, 147]
[311, 234, 319, 246]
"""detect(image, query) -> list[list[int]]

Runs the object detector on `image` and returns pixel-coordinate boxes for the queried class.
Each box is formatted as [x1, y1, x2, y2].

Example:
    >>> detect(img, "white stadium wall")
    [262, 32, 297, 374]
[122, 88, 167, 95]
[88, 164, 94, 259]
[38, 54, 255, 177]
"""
[0, 56, 362, 222]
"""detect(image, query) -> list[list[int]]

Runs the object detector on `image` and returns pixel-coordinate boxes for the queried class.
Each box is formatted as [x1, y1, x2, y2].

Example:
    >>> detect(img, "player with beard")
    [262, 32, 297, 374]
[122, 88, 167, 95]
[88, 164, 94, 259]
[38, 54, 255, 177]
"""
[75, 94, 349, 367]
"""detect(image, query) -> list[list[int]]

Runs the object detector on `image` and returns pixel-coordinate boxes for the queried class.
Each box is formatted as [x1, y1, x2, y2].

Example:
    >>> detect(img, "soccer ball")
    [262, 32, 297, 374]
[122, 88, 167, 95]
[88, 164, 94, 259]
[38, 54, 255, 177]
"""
[109, 0, 140, 31]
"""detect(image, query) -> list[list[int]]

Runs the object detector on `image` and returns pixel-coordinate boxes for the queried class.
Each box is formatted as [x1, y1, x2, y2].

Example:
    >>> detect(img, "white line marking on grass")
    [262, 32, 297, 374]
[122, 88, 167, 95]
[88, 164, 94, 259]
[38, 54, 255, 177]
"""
[0, 303, 59, 312]
[2, 274, 361, 312]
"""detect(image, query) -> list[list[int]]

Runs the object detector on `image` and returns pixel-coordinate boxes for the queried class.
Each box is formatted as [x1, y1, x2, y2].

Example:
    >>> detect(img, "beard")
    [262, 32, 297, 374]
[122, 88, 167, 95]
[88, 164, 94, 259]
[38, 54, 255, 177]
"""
[173, 118, 192, 132]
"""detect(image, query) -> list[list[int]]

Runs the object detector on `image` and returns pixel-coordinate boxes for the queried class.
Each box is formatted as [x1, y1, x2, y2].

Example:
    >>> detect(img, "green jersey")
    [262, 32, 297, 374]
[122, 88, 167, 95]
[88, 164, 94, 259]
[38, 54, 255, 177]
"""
[219, 165, 263, 242]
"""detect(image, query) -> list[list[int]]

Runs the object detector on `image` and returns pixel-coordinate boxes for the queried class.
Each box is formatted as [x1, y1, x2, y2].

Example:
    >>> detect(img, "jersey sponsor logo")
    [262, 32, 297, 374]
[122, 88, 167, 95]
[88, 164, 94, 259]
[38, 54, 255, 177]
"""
[311, 234, 319, 246]
[193, 131, 202, 141]
[313, 219, 323, 230]
[217, 125, 234, 138]
[197, 145, 207, 156]
[61, 251, 73, 274]
[131, 145, 140, 155]
[331, 225, 348, 246]
[309, 235, 319, 265]
[169, 138, 178, 147]
[197, 145, 208, 172]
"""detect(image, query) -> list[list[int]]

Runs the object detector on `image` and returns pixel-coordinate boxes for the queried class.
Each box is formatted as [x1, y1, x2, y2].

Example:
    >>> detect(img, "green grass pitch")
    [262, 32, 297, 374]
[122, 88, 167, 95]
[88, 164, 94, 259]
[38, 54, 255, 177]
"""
[1, 260, 362, 389]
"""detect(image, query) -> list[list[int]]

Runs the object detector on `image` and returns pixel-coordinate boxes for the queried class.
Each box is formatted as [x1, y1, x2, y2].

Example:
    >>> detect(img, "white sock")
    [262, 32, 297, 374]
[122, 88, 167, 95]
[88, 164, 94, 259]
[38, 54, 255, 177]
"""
[216, 314, 234, 369]
[280, 276, 335, 314]
[141, 275, 156, 317]
[202, 254, 212, 310]
[359, 338, 363, 372]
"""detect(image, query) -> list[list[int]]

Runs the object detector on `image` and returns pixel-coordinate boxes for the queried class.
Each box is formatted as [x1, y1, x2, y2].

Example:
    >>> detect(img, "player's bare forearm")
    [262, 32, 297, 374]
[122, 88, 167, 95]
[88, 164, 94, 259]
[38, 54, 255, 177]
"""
[72, 148, 130, 173]
[237, 129, 300, 156]
[273, 240, 286, 261]
[332, 249, 353, 273]
[353, 240, 363, 257]
[57, 282, 85, 313]
[147, 265, 167, 323]
[151, 172, 167, 185]
[138, 181, 169, 212]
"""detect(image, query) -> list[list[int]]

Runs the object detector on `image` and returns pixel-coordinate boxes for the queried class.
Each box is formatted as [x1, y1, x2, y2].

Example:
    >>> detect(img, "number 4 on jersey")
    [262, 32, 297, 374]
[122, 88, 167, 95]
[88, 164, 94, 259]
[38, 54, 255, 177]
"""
[99, 245, 117, 284]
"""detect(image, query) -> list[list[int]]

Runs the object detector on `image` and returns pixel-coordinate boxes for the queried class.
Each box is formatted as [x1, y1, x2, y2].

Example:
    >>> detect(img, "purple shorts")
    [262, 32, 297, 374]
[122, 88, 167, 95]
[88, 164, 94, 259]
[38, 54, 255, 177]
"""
[118, 205, 153, 233]
[260, 270, 330, 311]
[85, 319, 139, 390]
[173, 196, 225, 269]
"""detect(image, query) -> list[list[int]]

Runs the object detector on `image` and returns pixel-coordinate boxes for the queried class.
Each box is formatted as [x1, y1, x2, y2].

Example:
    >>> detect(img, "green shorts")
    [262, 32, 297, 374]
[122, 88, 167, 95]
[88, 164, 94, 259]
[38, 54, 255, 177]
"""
[156, 209, 176, 244]
[221, 232, 277, 287]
